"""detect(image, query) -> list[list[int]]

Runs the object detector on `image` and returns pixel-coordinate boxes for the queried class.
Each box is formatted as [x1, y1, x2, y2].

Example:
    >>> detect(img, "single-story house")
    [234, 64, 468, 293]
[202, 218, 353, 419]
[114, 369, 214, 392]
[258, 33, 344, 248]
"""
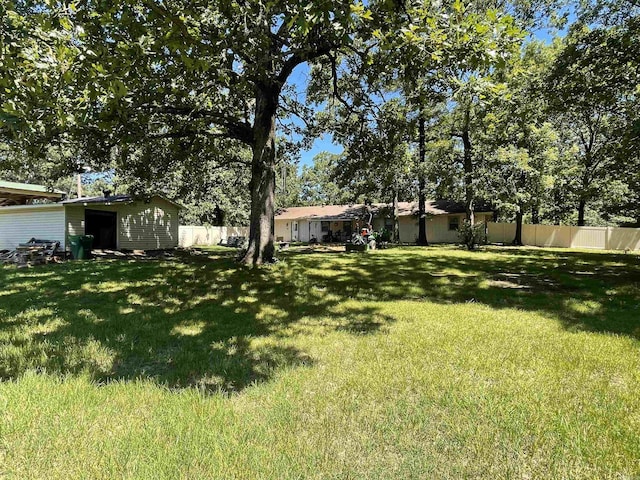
[0, 180, 180, 251]
[275, 201, 494, 244]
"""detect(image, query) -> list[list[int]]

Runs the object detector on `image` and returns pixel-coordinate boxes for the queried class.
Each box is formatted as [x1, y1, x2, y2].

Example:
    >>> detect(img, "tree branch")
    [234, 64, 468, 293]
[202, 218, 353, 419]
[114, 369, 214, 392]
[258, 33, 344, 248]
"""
[328, 53, 357, 115]
[148, 129, 233, 140]
[138, 104, 254, 145]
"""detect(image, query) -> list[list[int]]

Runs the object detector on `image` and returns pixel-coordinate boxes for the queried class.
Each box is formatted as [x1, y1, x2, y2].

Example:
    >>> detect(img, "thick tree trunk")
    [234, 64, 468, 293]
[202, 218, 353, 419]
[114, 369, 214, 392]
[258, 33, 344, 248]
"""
[241, 88, 278, 266]
[513, 204, 524, 246]
[393, 189, 400, 243]
[417, 109, 428, 245]
[577, 199, 586, 227]
[462, 109, 474, 225]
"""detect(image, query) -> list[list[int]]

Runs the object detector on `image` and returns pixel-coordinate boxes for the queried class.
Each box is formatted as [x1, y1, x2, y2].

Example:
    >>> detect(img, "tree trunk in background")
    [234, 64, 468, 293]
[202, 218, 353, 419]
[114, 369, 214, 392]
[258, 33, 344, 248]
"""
[462, 108, 474, 225]
[214, 204, 225, 226]
[531, 204, 540, 224]
[513, 204, 524, 245]
[241, 87, 278, 266]
[417, 108, 428, 245]
[577, 199, 586, 227]
[393, 189, 400, 243]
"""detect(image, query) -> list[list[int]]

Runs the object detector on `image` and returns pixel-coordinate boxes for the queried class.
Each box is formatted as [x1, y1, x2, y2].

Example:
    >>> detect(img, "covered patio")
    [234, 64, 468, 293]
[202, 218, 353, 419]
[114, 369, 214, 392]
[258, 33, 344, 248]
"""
[0, 180, 65, 206]
[276, 204, 376, 243]
[310, 218, 355, 243]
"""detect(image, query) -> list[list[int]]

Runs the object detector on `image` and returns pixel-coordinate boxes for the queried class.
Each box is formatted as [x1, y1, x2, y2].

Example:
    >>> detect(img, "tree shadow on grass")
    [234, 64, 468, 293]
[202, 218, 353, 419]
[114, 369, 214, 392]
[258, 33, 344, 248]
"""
[0, 250, 395, 393]
[0, 246, 637, 393]
[282, 246, 640, 340]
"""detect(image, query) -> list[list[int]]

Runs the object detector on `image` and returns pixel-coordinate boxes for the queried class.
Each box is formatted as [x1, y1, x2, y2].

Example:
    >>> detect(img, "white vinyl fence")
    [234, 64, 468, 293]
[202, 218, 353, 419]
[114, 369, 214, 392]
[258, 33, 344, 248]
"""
[487, 222, 640, 251]
[179, 225, 249, 248]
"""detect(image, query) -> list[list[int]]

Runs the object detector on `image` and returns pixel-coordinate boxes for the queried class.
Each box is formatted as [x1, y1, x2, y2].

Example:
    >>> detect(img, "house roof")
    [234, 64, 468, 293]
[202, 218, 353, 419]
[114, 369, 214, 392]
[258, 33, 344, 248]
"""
[0, 180, 66, 206]
[276, 200, 493, 221]
[62, 194, 183, 209]
[275, 204, 372, 221]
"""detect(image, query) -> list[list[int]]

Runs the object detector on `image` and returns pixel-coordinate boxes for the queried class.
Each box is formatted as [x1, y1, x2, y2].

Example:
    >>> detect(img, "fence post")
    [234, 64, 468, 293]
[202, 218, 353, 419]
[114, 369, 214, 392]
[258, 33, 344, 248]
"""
[605, 226, 611, 251]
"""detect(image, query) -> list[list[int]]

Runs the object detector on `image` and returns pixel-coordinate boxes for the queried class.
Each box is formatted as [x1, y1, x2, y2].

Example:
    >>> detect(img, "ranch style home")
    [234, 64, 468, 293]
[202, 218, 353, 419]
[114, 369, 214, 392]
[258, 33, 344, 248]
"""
[275, 201, 494, 244]
[0, 180, 180, 251]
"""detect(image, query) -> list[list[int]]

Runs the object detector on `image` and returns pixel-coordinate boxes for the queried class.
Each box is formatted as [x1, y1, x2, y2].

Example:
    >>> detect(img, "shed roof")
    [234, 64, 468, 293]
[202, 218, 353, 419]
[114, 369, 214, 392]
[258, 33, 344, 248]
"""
[62, 194, 182, 209]
[62, 194, 134, 206]
[276, 200, 493, 221]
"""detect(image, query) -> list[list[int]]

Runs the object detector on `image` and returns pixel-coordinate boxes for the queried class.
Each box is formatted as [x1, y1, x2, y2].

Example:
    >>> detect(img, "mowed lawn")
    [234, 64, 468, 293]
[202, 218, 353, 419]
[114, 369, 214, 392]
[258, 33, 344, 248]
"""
[1, 246, 639, 479]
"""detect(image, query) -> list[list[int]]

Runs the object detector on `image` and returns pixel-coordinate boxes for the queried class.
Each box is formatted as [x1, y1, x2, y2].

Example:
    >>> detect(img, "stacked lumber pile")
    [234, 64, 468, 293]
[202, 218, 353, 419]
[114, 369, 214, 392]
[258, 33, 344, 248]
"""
[0, 238, 61, 267]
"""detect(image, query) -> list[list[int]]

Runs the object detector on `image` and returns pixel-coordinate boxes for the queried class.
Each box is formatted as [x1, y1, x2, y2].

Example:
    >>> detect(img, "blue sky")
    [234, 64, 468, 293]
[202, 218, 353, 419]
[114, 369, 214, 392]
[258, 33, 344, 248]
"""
[286, 63, 343, 169]
[301, 134, 343, 165]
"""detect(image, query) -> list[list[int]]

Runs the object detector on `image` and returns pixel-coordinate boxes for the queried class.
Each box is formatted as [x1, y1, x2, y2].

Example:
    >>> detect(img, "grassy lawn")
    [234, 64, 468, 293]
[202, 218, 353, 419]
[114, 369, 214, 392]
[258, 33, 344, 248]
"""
[1, 245, 639, 479]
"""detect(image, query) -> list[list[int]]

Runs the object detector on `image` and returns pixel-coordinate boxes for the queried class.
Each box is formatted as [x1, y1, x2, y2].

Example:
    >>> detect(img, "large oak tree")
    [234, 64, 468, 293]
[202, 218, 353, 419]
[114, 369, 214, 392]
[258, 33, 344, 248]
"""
[0, 0, 385, 265]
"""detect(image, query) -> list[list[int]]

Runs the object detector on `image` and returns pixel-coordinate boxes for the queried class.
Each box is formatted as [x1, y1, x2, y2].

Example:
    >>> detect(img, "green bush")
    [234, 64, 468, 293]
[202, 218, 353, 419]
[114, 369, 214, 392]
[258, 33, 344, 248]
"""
[458, 220, 486, 250]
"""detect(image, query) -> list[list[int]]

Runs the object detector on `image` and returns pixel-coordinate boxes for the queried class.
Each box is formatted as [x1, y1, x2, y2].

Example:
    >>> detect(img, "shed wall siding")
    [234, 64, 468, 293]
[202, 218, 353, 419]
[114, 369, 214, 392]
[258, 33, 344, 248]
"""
[64, 197, 179, 250]
[65, 206, 85, 241]
[0, 206, 66, 250]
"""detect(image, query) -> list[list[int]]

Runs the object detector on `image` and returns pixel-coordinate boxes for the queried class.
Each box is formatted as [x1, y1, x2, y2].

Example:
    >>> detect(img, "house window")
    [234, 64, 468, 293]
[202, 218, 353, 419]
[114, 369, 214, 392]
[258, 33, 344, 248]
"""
[449, 216, 460, 231]
[384, 218, 394, 230]
[321, 221, 330, 233]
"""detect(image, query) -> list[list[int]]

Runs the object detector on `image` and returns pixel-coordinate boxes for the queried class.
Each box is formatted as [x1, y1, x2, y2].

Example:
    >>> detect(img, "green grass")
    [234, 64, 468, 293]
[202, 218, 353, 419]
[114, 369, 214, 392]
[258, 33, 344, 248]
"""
[1, 245, 639, 479]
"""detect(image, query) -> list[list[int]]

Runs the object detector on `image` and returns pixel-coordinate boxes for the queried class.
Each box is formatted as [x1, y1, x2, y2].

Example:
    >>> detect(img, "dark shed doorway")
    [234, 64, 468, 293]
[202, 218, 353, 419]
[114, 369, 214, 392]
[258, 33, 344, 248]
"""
[85, 209, 118, 249]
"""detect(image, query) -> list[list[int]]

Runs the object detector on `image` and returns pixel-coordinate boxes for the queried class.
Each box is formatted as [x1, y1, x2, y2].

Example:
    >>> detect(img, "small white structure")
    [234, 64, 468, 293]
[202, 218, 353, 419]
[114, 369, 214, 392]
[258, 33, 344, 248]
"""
[0, 181, 180, 251]
[275, 201, 494, 244]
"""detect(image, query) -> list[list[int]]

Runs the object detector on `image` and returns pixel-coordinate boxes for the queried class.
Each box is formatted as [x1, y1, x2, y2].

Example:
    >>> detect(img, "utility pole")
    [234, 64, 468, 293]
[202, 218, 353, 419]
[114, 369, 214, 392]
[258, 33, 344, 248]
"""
[76, 173, 83, 198]
[282, 164, 287, 198]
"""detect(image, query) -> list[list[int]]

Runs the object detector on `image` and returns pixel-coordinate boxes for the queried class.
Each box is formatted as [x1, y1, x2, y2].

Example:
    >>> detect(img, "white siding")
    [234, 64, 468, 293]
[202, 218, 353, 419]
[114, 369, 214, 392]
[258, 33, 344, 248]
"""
[426, 215, 463, 243]
[399, 213, 490, 244]
[0, 205, 66, 250]
[274, 212, 491, 245]
[298, 219, 310, 242]
[398, 216, 418, 243]
[309, 220, 321, 242]
[275, 219, 291, 242]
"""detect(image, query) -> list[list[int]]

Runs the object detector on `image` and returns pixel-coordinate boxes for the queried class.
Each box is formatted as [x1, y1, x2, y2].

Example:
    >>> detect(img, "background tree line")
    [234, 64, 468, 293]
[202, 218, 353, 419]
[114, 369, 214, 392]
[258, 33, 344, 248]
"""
[280, 0, 639, 246]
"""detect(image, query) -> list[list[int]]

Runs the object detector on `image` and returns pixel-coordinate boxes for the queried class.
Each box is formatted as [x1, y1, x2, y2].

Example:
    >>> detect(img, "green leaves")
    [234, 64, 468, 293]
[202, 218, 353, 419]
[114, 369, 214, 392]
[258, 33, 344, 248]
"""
[350, 2, 372, 21]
